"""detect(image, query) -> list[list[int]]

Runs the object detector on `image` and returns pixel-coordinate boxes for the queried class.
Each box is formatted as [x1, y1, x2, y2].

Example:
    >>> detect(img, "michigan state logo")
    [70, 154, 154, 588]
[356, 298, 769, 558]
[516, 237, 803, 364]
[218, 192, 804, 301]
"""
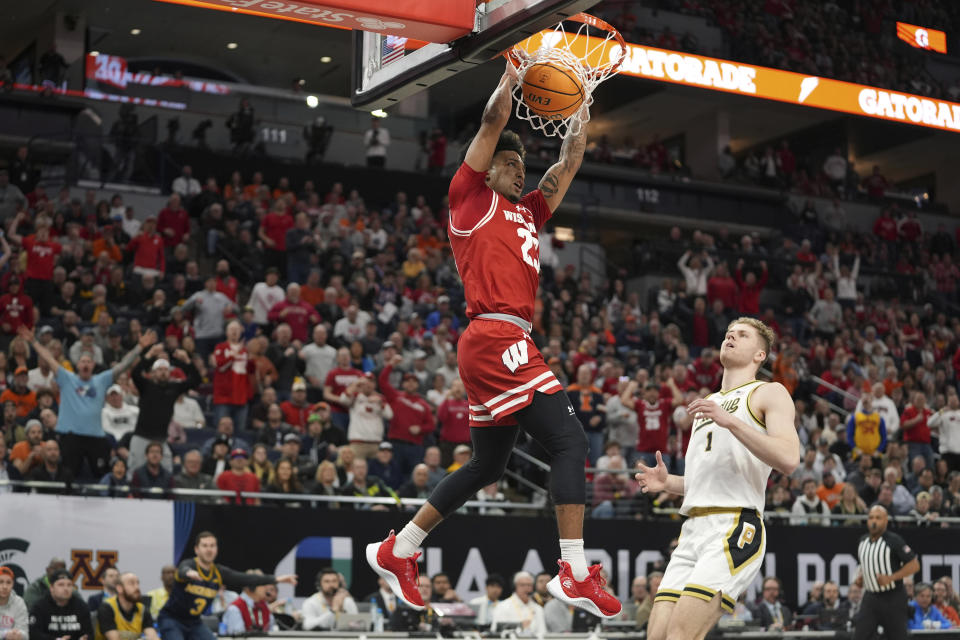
[0, 538, 31, 596]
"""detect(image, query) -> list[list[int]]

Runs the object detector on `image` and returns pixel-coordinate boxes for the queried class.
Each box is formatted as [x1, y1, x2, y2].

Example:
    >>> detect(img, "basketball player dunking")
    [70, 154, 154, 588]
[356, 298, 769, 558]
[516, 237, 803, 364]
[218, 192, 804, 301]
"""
[366, 61, 620, 619]
[636, 317, 800, 640]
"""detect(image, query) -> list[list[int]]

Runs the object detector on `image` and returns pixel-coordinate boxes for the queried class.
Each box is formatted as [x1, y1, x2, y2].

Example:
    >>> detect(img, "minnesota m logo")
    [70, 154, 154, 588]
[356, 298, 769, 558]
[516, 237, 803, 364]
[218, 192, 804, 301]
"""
[70, 549, 119, 589]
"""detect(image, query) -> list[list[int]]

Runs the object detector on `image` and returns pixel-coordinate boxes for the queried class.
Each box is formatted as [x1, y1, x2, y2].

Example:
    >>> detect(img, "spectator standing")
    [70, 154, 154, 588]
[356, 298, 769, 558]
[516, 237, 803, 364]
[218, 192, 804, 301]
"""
[324, 348, 365, 431]
[171, 166, 201, 201]
[301, 568, 359, 631]
[0, 170, 26, 222]
[930, 392, 960, 472]
[284, 212, 315, 284]
[127, 348, 199, 474]
[831, 251, 860, 308]
[28, 570, 92, 640]
[846, 394, 887, 460]
[380, 358, 435, 476]
[855, 383, 900, 438]
[127, 218, 166, 277]
[734, 259, 768, 315]
[436, 379, 470, 464]
[20, 326, 152, 478]
[258, 201, 293, 277]
[901, 392, 934, 469]
[620, 378, 682, 470]
[157, 194, 190, 248]
[248, 269, 285, 328]
[0, 277, 35, 344]
[340, 374, 393, 458]
[807, 288, 843, 339]
[183, 277, 237, 357]
[267, 283, 320, 344]
[364, 119, 390, 168]
[566, 365, 606, 466]
[853, 506, 919, 640]
[216, 448, 260, 505]
[212, 321, 255, 430]
[0, 566, 28, 640]
[300, 325, 336, 403]
[676, 250, 714, 297]
[823, 148, 848, 195]
[18, 219, 61, 316]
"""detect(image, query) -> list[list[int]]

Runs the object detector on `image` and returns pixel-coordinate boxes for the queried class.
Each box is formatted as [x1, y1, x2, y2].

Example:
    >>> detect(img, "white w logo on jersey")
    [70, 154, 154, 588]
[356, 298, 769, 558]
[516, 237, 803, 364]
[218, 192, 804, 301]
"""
[501, 340, 529, 373]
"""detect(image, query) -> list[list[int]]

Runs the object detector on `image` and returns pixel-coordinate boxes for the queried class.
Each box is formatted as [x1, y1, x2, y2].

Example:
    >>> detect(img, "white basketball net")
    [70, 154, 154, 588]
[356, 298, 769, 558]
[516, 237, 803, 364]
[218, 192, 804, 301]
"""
[508, 13, 626, 138]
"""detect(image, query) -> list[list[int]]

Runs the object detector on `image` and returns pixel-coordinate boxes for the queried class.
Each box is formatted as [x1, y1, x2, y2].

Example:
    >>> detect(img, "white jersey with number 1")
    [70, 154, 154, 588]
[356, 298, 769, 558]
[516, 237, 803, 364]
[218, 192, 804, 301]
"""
[680, 380, 772, 515]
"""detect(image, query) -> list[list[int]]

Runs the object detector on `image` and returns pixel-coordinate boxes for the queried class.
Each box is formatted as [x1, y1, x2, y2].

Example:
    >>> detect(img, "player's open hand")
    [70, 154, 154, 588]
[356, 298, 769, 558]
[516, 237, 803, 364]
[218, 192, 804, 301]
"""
[687, 398, 734, 429]
[635, 451, 668, 494]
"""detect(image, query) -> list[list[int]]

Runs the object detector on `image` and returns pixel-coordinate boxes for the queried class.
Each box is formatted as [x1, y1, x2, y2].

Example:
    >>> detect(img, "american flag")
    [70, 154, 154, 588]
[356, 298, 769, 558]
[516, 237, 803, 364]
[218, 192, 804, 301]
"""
[381, 35, 407, 66]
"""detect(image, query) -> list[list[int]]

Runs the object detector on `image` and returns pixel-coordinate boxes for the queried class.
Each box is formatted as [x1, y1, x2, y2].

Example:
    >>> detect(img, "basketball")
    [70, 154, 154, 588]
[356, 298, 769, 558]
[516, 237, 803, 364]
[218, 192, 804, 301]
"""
[521, 61, 584, 120]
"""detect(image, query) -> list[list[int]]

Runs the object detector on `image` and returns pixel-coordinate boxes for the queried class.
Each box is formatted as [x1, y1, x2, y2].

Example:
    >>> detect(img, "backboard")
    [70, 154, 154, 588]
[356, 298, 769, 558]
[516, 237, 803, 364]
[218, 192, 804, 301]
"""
[351, 0, 600, 109]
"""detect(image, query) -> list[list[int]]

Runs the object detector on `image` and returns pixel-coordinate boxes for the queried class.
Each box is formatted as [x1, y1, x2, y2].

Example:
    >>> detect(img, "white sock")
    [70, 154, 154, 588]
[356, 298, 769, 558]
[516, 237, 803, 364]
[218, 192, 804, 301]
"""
[559, 538, 589, 580]
[393, 522, 428, 558]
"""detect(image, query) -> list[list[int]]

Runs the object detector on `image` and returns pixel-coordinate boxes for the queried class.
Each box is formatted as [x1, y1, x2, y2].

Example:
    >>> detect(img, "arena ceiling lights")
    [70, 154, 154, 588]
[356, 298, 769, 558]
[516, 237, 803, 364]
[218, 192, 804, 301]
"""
[512, 31, 960, 135]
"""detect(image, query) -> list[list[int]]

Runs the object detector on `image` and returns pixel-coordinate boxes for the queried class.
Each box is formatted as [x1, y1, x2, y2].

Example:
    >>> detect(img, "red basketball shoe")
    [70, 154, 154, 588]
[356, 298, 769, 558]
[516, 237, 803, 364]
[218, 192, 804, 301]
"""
[547, 559, 622, 618]
[365, 530, 425, 610]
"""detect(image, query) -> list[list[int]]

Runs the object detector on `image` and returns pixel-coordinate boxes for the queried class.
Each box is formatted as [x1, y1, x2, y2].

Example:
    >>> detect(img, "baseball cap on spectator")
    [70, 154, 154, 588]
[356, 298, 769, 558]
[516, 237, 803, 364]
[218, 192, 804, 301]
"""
[81, 327, 94, 335]
[107, 384, 123, 396]
[265, 267, 280, 276]
[352, 249, 365, 260]
[312, 401, 330, 411]
[152, 359, 171, 371]
[170, 368, 186, 381]
[214, 434, 231, 447]
[422, 332, 434, 340]
[292, 378, 307, 392]
[14, 366, 27, 376]
[230, 448, 248, 459]
[402, 372, 418, 383]
[437, 295, 450, 304]
[283, 433, 301, 444]
[453, 444, 471, 455]
[381, 341, 395, 350]
[38, 325, 54, 335]
[413, 350, 427, 360]
[917, 491, 931, 501]
[378, 442, 393, 451]
[50, 569, 73, 584]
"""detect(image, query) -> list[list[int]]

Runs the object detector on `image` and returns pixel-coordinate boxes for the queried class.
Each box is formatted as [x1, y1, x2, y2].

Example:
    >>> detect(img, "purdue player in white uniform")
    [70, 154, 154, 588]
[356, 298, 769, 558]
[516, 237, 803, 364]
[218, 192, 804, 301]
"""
[636, 317, 800, 640]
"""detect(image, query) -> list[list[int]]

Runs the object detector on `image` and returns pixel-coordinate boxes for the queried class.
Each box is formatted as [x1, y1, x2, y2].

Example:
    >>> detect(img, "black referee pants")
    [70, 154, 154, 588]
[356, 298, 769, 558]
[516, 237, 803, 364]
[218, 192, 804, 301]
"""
[853, 588, 909, 640]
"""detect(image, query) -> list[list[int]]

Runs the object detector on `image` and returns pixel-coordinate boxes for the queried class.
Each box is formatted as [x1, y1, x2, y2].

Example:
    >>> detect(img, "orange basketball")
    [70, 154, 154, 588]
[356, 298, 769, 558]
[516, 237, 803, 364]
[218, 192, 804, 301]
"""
[521, 62, 584, 120]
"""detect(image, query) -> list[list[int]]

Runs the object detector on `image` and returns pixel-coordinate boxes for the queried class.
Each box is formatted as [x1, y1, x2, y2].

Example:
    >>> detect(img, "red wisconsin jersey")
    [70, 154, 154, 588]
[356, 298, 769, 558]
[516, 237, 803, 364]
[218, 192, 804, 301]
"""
[636, 398, 673, 453]
[448, 163, 552, 322]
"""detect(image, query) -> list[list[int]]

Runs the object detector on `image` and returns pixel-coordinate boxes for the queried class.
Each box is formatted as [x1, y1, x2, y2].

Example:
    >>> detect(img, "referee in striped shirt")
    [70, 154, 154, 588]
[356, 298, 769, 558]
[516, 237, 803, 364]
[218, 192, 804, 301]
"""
[853, 505, 920, 640]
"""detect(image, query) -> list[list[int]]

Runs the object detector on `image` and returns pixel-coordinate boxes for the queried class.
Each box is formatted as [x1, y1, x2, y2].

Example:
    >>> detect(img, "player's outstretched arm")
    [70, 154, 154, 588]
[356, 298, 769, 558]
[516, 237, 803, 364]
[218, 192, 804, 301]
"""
[687, 382, 800, 474]
[463, 61, 519, 173]
[539, 112, 588, 213]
